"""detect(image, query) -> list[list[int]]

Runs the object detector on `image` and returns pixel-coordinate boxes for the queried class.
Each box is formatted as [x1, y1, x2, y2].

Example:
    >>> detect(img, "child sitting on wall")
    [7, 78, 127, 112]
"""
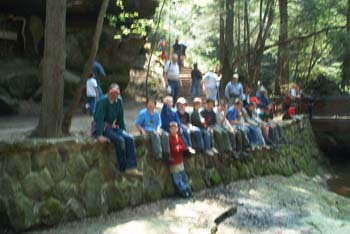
[168, 121, 192, 198]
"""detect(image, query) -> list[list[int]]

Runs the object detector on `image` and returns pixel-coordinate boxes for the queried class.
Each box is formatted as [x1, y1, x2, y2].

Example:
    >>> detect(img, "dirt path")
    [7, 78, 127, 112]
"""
[0, 99, 146, 142]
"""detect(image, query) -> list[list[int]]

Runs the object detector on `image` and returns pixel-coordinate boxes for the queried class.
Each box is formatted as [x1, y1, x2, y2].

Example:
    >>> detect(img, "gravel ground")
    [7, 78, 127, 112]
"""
[24, 173, 350, 234]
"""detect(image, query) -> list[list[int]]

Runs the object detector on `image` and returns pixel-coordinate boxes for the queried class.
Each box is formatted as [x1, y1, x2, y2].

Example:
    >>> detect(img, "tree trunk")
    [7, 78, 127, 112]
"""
[222, 0, 234, 86]
[249, 0, 275, 85]
[341, 0, 350, 89]
[35, 0, 66, 138]
[275, 0, 288, 95]
[244, 0, 250, 82]
[145, 0, 166, 98]
[236, 0, 241, 72]
[62, 0, 110, 134]
[219, 0, 225, 66]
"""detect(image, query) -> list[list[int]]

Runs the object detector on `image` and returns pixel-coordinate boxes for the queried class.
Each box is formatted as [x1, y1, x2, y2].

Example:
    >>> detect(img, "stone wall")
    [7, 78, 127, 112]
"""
[0, 118, 323, 231]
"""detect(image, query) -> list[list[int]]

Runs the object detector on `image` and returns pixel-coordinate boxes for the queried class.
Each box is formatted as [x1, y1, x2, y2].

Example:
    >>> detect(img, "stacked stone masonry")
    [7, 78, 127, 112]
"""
[0, 118, 323, 231]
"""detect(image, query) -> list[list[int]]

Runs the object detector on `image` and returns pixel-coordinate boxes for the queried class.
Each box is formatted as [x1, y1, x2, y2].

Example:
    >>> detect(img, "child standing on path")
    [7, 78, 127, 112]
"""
[86, 72, 99, 115]
[168, 121, 192, 198]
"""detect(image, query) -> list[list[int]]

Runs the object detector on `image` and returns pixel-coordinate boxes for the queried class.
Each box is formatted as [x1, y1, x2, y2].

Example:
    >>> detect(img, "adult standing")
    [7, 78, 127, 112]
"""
[94, 83, 143, 177]
[172, 38, 182, 66]
[92, 59, 106, 97]
[164, 54, 182, 106]
[202, 69, 220, 102]
[224, 73, 243, 107]
[190, 63, 202, 101]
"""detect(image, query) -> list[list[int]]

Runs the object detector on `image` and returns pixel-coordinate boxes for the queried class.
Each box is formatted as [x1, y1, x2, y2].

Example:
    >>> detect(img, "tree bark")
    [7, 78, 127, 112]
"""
[275, 0, 288, 95]
[220, 0, 225, 66]
[222, 0, 234, 86]
[341, 0, 350, 89]
[145, 0, 166, 98]
[244, 0, 250, 82]
[249, 0, 275, 85]
[35, 0, 66, 138]
[62, 0, 110, 134]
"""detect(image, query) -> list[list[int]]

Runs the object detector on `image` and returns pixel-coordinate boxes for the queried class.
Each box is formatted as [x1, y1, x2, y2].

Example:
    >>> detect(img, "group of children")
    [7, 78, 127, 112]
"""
[134, 91, 287, 198]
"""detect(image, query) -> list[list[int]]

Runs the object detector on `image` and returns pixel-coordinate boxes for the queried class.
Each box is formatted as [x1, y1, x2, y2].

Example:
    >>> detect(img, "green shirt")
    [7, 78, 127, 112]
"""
[94, 95, 126, 136]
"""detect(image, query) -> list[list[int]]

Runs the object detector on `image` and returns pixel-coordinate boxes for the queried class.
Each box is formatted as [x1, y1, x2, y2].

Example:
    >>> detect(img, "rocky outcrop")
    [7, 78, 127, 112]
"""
[0, 118, 324, 231]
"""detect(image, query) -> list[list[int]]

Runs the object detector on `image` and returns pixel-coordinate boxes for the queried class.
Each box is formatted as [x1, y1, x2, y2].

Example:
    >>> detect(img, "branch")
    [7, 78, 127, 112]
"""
[62, 0, 110, 134]
[264, 25, 347, 50]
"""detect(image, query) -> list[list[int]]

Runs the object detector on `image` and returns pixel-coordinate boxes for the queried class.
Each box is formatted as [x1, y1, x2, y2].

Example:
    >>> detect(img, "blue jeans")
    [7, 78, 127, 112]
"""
[104, 128, 137, 172]
[190, 79, 201, 99]
[200, 128, 213, 151]
[169, 80, 179, 106]
[192, 126, 204, 152]
[88, 97, 96, 115]
[172, 170, 190, 196]
[181, 127, 192, 148]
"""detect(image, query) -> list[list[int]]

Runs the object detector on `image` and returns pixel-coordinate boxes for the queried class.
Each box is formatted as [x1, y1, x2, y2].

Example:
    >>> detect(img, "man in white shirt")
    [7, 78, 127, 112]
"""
[164, 54, 182, 106]
[224, 73, 243, 107]
[202, 69, 220, 102]
[86, 72, 99, 115]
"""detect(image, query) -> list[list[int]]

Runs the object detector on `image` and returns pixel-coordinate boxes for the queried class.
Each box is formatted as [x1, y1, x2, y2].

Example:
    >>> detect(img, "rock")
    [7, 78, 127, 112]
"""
[6, 151, 32, 180]
[0, 94, 19, 115]
[7, 194, 37, 231]
[80, 168, 103, 217]
[66, 155, 89, 183]
[144, 178, 162, 202]
[21, 169, 54, 201]
[237, 163, 250, 179]
[0, 174, 21, 197]
[0, 59, 40, 100]
[33, 146, 65, 182]
[0, 198, 10, 228]
[208, 168, 222, 186]
[64, 198, 86, 221]
[38, 198, 64, 226]
[102, 182, 129, 212]
[81, 142, 102, 167]
[53, 181, 78, 203]
[190, 171, 206, 191]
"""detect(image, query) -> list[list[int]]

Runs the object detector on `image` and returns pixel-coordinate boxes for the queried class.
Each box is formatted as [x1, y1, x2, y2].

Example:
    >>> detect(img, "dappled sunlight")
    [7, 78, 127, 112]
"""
[287, 185, 311, 195]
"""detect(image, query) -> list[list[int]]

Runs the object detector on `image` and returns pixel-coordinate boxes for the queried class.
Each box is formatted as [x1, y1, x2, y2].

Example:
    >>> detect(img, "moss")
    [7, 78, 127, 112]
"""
[136, 146, 147, 158]
[238, 164, 250, 179]
[189, 171, 206, 191]
[208, 168, 222, 185]
[144, 178, 162, 202]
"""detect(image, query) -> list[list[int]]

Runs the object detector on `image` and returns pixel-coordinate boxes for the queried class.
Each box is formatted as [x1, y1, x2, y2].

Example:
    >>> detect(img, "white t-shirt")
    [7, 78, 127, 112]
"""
[86, 77, 98, 97]
[164, 61, 180, 81]
[203, 71, 219, 89]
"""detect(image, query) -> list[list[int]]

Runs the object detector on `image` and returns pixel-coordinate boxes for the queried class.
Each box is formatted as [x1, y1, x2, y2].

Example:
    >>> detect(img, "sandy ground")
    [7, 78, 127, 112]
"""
[0, 100, 147, 142]
[24, 173, 350, 234]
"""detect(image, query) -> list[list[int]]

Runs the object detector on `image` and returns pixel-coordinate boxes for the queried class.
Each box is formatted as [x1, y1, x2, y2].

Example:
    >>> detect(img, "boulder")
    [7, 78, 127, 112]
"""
[21, 169, 54, 201]
[102, 182, 128, 212]
[7, 194, 37, 231]
[0, 94, 19, 115]
[38, 198, 65, 226]
[53, 181, 79, 203]
[64, 198, 86, 221]
[6, 151, 32, 180]
[66, 155, 89, 183]
[80, 168, 103, 216]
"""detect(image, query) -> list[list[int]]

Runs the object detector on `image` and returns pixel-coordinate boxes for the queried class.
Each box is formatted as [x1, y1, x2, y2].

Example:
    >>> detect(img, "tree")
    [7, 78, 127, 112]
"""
[35, 0, 66, 137]
[62, 0, 110, 134]
[275, 0, 288, 95]
[222, 0, 234, 86]
[341, 0, 350, 88]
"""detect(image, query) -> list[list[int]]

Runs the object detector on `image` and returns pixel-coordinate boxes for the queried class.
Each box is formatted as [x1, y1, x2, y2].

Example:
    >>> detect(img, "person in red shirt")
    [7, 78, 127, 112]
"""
[168, 121, 192, 198]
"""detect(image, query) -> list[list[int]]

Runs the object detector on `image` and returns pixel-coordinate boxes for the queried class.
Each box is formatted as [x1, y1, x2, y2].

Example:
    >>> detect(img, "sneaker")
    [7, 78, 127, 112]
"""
[125, 169, 144, 178]
[188, 147, 196, 154]
[204, 150, 214, 157]
[211, 147, 219, 155]
[263, 145, 271, 150]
